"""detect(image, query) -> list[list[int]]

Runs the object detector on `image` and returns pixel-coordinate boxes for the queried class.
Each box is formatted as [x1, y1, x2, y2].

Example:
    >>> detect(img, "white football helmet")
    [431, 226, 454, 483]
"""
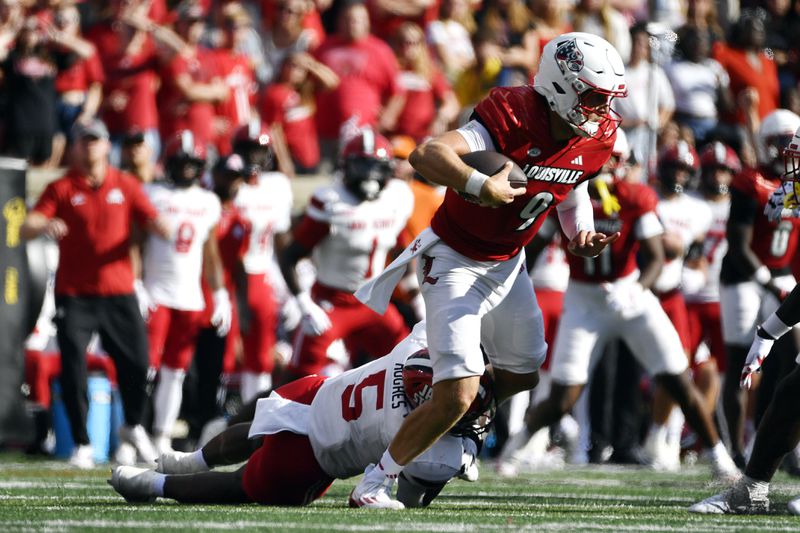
[785, 126, 800, 181]
[533, 32, 627, 140]
[758, 109, 800, 175]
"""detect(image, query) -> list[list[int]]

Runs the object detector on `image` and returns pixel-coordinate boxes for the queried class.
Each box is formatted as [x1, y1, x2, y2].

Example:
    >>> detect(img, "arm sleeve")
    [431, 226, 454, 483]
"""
[455, 119, 497, 153]
[32, 182, 59, 219]
[292, 214, 330, 250]
[556, 181, 594, 240]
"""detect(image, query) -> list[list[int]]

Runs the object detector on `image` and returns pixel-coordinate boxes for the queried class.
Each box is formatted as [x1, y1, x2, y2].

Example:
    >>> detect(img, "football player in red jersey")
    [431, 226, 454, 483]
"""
[351, 33, 628, 508]
[719, 109, 800, 467]
[691, 124, 800, 514]
[495, 144, 738, 481]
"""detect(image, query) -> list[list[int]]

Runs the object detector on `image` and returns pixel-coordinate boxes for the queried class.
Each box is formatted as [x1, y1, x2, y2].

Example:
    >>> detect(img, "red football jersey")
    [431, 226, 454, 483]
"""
[430, 86, 615, 262]
[566, 181, 659, 283]
[729, 167, 800, 271]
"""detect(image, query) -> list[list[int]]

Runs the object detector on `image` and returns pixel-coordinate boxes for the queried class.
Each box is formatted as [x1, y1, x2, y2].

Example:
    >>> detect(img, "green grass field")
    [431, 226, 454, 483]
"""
[2, 455, 800, 532]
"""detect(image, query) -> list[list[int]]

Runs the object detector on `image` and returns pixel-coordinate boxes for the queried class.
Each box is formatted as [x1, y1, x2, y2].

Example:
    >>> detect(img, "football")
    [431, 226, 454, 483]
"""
[461, 151, 528, 194]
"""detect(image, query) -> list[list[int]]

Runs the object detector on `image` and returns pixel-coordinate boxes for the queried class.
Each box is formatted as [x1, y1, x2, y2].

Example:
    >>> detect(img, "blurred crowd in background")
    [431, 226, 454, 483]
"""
[6, 0, 800, 472]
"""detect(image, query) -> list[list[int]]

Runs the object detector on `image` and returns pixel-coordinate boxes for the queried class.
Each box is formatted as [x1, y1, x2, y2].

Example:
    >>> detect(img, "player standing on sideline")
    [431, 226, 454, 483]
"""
[495, 152, 738, 481]
[231, 121, 293, 402]
[108, 322, 487, 508]
[683, 142, 739, 428]
[690, 125, 800, 514]
[278, 128, 413, 382]
[352, 33, 627, 508]
[138, 131, 231, 455]
[719, 109, 800, 467]
[645, 141, 712, 470]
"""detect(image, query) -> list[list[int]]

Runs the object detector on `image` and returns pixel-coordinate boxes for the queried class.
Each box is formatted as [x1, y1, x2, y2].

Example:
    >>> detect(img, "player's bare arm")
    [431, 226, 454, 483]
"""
[409, 131, 525, 208]
[636, 235, 665, 289]
[727, 220, 785, 300]
[21, 211, 68, 240]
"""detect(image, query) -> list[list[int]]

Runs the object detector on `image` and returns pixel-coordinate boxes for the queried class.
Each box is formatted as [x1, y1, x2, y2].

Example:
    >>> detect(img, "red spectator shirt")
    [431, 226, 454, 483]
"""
[55, 48, 105, 94]
[394, 66, 451, 142]
[712, 42, 779, 124]
[313, 35, 401, 138]
[158, 47, 218, 148]
[260, 82, 320, 168]
[33, 167, 158, 296]
[213, 49, 256, 151]
[86, 24, 160, 134]
[216, 203, 250, 290]
[367, 0, 440, 41]
[565, 181, 658, 283]
[430, 86, 615, 261]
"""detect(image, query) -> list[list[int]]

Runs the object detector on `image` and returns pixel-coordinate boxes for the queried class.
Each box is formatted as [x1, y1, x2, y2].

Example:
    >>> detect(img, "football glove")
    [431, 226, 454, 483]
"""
[134, 279, 157, 320]
[740, 328, 775, 390]
[764, 181, 800, 222]
[297, 292, 332, 336]
[211, 288, 233, 337]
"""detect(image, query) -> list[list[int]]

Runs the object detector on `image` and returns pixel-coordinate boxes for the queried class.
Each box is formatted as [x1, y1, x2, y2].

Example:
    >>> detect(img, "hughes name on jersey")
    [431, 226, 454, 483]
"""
[431, 86, 616, 262]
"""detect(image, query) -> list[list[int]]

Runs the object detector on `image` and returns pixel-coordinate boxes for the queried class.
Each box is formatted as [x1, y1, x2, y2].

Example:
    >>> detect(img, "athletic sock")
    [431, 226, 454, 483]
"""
[153, 367, 187, 437]
[191, 449, 210, 471]
[375, 450, 403, 480]
[152, 472, 166, 497]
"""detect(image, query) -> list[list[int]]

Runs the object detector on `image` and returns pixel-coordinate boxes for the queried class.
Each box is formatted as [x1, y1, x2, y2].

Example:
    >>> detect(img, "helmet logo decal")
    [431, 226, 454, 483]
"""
[555, 39, 584, 73]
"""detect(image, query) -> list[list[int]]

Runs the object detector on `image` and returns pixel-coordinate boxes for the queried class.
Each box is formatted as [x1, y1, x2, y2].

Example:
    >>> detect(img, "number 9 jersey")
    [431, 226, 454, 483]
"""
[430, 86, 615, 262]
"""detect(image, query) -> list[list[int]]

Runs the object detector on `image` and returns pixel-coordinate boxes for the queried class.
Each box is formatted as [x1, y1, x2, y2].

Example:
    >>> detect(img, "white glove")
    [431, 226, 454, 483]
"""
[211, 288, 232, 337]
[603, 280, 648, 320]
[740, 330, 775, 390]
[764, 181, 800, 222]
[134, 279, 156, 320]
[281, 295, 304, 332]
[297, 292, 332, 336]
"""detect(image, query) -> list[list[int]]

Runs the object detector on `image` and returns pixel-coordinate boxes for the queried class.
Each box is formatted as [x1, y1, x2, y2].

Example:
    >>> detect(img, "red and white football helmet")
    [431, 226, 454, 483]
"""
[402, 348, 496, 436]
[658, 140, 699, 194]
[533, 32, 627, 140]
[162, 130, 206, 187]
[340, 128, 394, 201]
[232, 118, 274, 177]
[758, 109, 800, 176]
[698, 141, 740, 195]
[783, 126, 800, 182]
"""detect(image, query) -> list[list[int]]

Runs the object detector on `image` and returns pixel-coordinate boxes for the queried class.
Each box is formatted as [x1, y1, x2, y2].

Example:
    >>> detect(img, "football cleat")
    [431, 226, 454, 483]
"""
[156, 451, 209, 475]
[788, 495, 800, 515]
[68, 444, 95, 470]
[688, 477, 769, 514]
[349, 466, 405, 510]
[708, 449, 741, 485]
[119, 424, 158, 465]
[108, 466, 158, 503]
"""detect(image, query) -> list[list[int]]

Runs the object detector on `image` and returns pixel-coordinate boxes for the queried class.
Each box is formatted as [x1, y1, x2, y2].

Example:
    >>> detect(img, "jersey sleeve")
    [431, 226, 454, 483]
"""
[728, 187, 758, 225]
[293, 192, 331, 250]
[32, 181, 60, 219]
[632, 184, 659, 218]
[273, 176, 293, 234]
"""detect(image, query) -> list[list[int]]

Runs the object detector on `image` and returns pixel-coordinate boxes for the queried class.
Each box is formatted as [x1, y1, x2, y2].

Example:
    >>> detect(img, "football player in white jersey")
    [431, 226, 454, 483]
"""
[137, 131, 232, 454]
[278, 128, 414, 381]
[682, 142, 738, 426]
[647, 140, 713, 469]
[231, 121, 294, 402]
[108, 321, 489, 508]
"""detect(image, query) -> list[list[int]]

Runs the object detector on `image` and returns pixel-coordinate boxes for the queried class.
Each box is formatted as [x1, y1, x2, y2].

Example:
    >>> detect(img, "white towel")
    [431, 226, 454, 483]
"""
[355, 227, 440, 314]
[248, 392, 311, 437]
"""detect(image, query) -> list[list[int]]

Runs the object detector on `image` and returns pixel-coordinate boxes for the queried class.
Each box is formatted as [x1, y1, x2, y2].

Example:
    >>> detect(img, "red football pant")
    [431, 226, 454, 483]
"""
[534, 288, 564, 371]
[25, 350, 117, 408]
[147, 306, 203, 370]
[686, 301, 727, 371]
[241, 375, 334, 505]
[288, 284, 409, 378]
[657, 289, 691, 352]
[241, 273, 277, 374]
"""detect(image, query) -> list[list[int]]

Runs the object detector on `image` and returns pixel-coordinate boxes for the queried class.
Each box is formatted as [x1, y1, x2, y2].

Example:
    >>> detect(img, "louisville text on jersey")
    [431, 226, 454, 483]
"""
[521, 164, 584, 185]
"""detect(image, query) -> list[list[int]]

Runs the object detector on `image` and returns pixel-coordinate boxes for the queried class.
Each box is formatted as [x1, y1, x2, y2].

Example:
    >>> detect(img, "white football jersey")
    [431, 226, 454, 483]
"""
[143, 183, 221, 311]
[309, 322, 427, 478]
[307, 179, 413, 292]
[234, 171, 293, 275]
[529, 237, 569, 292]
[684, 196, 729, 303]
[653, 193, 712, 293]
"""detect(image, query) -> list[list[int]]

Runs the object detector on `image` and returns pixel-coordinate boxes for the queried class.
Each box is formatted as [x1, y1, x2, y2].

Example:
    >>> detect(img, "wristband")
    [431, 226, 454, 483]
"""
[761, 312, 792, 340]
[753, 265, 771, 285]
[465, 169, 489, 197]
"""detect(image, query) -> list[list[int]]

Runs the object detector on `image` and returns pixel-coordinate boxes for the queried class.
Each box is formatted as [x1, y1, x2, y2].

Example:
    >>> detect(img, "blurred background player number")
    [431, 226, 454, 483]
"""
[770, 220, 793, 257]
[175, 222, 196, 253]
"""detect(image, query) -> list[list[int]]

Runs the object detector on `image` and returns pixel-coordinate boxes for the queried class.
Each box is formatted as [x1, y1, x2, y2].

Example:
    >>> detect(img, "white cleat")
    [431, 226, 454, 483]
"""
[688, 477, 769, 514]
[119, 425, 158, 465]
[788, 495, 800, 515]
[68, 444, 95, 470]
[644, 432, 680, 472]
[709, 452, 741, 485]
[114, 442, 137, 466]
[458, 460, 480, 482]
[156, 451, 209, 475]
[108, 466, 158, 503]
[153, 435, 174, 457]
[495, 460, 519, 478]
[349, 469, 405, 510]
